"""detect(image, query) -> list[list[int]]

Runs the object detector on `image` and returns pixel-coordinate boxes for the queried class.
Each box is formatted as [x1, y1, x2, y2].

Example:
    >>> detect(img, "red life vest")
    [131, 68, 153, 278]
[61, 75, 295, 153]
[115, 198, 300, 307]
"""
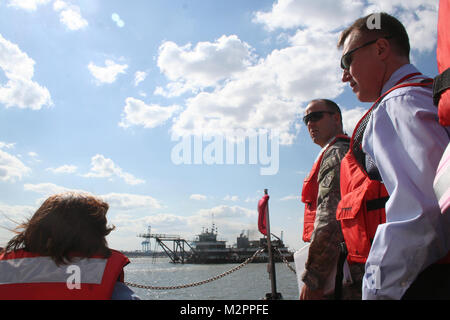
[301, 135, 350, 242]
[0, 249, 129, 300]
[435, 0, 450, 125]
[337, 73, 433, 264]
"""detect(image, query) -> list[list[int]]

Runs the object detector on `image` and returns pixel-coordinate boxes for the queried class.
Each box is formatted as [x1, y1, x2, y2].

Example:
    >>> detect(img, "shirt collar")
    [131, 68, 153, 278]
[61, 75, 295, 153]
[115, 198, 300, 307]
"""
[314, 135, 339, 161]
[322, 136, 337, 149]
[381, 63, 421, 95]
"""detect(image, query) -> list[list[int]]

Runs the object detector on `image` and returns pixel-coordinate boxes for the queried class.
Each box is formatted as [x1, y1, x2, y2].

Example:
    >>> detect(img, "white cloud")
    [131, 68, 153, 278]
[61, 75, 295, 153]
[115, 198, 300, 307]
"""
[253, 0, 364, 31]
[23, 182, 85, 196]
[88, 59, 128, 85]
[46, 164, 78, 174]
[83, 154, 145, 185]
[280, 194, 300, 201]
[169, 30, 344, 145]
[7, 0, 51, 11]
[165, 1, 438, 146]
[190, 194, 207, 201]
[254, 0, 438, 54]
[0, 143, 31, 182]
[0, 142, 15, 149]
[0, 203, 35, 222]
[23, 183, 161, 211]
[139, 213, 188, 229]
[8, 0, 88, 31]
[134, 71, 147, 86]
[119, 97, 181, 129]
[198, 204, 255, 219]
[253, 0, 438, 62]
[245, 195, 260, 203]
[341, 106, 368, 136]
[363, 1, 438, 54]
[156, 35, 256, 97]
[0, 203, 36, 246]
[27, 151, 41, 163]
[109, 213, 190, 246]
[128, 204, 255, 237]
[0, 34, 52, 110]
[154, 82, 192, 98]
[101, 193, 162, 210]
[52, 0, 66, 11]
[106, 203, 264, 250]
[53, 0, 88, 31]
[223, 195, 239, 202]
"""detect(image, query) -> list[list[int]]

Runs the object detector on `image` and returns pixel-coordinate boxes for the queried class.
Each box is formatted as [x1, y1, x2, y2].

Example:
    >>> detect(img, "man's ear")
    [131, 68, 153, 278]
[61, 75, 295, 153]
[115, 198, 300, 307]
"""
[376, 38, 391, 61]
[333, 112, 342, 127]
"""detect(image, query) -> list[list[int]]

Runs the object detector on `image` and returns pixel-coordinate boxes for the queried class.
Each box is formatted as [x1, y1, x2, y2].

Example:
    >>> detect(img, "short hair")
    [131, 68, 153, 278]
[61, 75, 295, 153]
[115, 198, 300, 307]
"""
[4, 192, 115, 265]
[337, 12, 410, 59]
[313, 99, 341, 115]
[309, 99, 343, 129]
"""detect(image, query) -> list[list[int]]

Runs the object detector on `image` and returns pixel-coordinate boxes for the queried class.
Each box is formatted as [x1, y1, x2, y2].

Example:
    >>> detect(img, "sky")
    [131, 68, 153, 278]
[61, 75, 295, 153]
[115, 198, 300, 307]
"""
[0, 0, 440, 252]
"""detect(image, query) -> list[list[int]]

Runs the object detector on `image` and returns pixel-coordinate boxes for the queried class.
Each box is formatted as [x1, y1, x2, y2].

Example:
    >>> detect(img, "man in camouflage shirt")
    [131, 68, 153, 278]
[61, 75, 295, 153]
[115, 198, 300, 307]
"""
[300, 99, 363, 300]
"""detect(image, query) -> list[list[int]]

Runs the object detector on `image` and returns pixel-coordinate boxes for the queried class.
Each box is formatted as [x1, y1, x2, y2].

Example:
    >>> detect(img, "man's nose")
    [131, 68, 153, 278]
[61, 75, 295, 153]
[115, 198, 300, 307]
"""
[307, 121, 316, 129]
[342, 68, 351, 82]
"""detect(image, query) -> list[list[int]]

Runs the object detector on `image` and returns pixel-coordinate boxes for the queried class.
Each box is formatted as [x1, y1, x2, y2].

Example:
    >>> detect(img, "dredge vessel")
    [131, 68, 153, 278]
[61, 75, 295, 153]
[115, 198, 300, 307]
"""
[132, 224, 294, 264]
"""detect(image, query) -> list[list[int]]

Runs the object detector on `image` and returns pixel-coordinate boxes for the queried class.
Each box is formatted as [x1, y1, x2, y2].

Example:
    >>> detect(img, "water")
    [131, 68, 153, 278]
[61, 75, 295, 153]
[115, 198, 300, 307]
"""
[124, 257, 301, 300]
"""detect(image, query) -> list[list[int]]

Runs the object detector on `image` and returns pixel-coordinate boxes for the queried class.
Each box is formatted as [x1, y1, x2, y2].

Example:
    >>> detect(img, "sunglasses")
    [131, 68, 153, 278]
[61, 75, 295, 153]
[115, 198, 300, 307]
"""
[340, 37, 392, 70]
[303, 111, 335, 125]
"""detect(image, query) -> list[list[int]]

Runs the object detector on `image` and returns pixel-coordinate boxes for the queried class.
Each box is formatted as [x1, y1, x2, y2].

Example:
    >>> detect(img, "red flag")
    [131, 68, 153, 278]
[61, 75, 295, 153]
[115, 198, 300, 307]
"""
[258, 194, 269, 235]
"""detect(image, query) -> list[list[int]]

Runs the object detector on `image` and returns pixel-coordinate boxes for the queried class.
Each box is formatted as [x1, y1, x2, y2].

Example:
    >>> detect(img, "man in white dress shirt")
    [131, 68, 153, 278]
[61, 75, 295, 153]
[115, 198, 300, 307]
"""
[337, 12, 450, 299]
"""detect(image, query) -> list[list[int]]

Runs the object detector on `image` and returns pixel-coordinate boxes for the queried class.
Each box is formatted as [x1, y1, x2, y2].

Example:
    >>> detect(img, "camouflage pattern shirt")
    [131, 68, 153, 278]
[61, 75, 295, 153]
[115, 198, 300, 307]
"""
[301, 138, 350, 293]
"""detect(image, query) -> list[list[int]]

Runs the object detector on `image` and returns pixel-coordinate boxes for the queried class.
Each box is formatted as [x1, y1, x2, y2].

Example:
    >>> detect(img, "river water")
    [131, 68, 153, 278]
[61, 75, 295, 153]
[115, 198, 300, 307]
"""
[124, 256, 304, 300]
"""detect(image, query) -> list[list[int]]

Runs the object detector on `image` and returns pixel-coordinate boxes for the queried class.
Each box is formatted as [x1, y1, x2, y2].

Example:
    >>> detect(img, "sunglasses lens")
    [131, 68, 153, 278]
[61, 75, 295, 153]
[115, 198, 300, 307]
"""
[303, 112, 323, 125]
[341, 54, 351, 70]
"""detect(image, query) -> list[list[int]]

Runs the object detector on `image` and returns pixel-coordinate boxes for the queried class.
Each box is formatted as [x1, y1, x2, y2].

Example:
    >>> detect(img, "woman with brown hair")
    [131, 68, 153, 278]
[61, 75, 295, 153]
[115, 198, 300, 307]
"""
[0, 192, 139, 300]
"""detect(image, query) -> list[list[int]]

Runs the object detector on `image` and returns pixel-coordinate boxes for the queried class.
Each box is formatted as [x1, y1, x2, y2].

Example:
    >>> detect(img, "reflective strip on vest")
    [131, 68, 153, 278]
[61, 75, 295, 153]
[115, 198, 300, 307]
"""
[0, 256, 107, 285]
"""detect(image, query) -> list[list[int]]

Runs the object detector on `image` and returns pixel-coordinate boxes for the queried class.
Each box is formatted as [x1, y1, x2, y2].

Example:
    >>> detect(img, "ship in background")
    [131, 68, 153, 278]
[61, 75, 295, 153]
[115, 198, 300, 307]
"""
[187, 225, 293, 264]
[125, 224, 294, 264]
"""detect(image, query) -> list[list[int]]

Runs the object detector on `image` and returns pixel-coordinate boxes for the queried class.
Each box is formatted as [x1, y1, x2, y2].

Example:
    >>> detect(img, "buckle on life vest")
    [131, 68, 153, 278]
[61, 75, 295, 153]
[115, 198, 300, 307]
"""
[366, 196, 389, 211]
[433, 68, 450, 106]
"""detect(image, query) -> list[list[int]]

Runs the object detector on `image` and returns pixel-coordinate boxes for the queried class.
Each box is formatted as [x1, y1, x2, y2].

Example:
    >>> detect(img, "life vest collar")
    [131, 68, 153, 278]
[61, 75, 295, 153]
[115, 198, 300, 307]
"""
[301, 134, 350, 242]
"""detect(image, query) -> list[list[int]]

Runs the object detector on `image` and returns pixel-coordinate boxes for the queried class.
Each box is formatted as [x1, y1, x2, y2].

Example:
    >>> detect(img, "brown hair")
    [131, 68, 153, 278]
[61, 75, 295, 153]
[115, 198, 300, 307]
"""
[4, 192, 115, 265]
[309, 99, 343, 128]
[337, 12, 410, 59]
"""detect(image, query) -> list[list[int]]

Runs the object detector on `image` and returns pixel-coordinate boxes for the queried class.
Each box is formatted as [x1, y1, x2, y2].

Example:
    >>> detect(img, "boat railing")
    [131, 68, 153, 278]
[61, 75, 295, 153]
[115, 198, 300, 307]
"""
[138, 233, 182, 240]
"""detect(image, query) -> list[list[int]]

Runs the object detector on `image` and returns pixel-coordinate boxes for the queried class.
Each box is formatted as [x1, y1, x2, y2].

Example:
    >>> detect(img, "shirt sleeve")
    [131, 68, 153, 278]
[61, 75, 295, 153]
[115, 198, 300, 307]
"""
[111, 281, 141, 300]
[362, 89, 450, 299]
[301, 143, 348, 291]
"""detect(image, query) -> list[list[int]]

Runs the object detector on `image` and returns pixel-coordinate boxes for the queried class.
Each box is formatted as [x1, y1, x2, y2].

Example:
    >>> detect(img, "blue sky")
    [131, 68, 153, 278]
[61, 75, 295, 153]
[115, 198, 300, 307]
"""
[0, 0, 440, 251]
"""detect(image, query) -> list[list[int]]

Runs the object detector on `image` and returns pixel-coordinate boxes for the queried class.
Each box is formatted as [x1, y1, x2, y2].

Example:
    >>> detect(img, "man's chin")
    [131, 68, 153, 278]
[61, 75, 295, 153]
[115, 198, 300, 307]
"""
[355, 92, 375, 103]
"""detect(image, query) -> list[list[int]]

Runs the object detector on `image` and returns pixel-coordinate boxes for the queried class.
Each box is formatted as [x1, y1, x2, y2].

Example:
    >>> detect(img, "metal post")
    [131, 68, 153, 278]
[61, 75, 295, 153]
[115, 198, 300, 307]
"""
[264, 189, 281, 300]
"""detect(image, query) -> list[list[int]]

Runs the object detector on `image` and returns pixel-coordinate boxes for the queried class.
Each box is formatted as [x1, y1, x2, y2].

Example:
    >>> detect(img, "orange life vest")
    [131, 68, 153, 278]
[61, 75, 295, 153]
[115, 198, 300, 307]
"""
[301, 135, 350, 242]
[0, 249, 129, 300]
[337, 74, 433, 264]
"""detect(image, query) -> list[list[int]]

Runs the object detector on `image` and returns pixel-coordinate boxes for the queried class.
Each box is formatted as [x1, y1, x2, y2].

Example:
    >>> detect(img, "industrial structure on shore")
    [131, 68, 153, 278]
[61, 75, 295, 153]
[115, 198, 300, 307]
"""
[121, 225, 293, 264]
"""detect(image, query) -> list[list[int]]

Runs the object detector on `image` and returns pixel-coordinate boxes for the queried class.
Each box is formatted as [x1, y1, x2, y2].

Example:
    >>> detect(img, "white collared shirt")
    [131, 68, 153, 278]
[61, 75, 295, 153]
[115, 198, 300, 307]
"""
[361, 64, 450, 299]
